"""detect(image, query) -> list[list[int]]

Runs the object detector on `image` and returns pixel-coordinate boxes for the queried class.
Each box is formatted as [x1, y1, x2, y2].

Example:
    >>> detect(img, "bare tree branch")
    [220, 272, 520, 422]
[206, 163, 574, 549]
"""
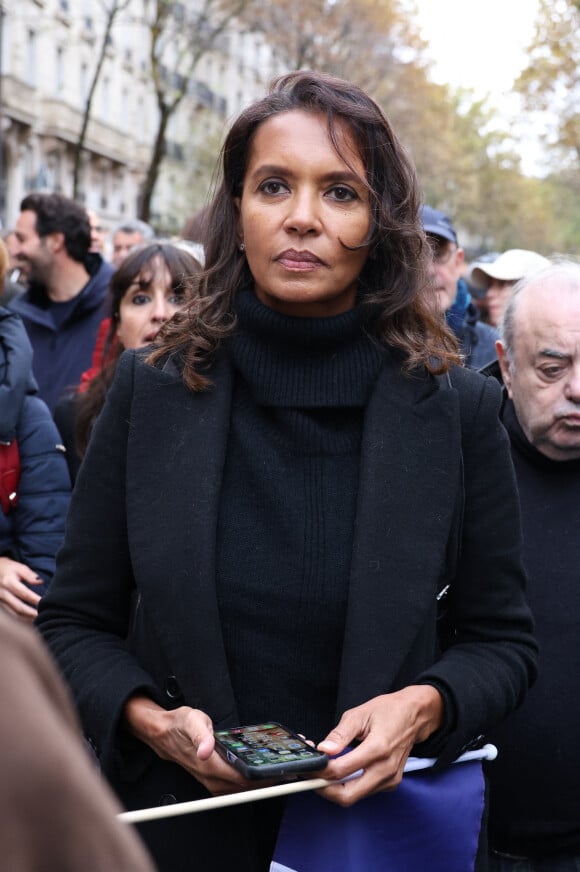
[72, 0, 132, 199]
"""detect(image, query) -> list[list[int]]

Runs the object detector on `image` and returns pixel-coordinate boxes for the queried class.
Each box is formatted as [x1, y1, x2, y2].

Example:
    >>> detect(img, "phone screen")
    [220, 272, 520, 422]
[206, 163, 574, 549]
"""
[214, 723, 326, 774]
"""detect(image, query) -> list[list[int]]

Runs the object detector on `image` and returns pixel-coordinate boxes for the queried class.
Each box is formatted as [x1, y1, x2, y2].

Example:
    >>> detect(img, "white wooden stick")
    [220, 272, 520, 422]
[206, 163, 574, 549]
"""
[117, 743, 497, 825]
[118, 776, 332, 823]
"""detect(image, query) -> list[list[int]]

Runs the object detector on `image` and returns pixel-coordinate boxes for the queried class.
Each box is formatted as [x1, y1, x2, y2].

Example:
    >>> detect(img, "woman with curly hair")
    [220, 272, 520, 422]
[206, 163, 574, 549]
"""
[39, 72, 536, 871]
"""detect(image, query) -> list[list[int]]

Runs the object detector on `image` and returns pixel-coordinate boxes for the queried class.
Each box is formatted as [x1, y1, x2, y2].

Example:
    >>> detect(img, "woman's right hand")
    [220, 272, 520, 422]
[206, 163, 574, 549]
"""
[0, 557, 42, 622]
[124, 695, 249, 796]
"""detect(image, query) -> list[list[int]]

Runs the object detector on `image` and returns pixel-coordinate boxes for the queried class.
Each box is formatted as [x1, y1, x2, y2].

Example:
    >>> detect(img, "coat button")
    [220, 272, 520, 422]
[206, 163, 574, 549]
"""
[164, 675, 183, 701]
[160, 794, 178, 805]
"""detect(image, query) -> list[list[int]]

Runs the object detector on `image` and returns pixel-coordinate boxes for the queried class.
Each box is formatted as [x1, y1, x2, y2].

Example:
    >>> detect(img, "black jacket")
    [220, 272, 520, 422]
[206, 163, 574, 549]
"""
[38, 348, 537, 869]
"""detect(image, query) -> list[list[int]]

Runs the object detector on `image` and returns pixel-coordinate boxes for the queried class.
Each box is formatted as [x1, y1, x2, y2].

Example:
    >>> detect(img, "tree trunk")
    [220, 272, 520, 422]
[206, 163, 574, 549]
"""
[72, 1, 126, 200]
[138, 105, 170, 223]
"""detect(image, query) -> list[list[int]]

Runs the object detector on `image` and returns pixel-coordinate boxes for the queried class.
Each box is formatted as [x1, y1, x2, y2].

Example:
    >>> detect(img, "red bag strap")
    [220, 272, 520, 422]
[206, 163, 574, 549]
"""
[0, 440, 20, 514]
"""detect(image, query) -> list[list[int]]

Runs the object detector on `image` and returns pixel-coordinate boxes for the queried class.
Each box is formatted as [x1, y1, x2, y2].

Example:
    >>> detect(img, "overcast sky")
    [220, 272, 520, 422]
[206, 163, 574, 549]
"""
[412, 0, 544, 173]
[413, 0, 540, 100]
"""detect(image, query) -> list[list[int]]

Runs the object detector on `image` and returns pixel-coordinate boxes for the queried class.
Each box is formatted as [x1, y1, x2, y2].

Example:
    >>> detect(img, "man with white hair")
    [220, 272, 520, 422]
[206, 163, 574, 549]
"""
[484, 259, 580, 870]
[469, 248, 549, 327]
[111, 218, 154, 269]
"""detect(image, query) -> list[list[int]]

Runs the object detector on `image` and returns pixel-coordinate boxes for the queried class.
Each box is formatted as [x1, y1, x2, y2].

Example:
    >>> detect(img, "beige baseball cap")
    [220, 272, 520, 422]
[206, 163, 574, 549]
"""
[469, 249, 549, 290]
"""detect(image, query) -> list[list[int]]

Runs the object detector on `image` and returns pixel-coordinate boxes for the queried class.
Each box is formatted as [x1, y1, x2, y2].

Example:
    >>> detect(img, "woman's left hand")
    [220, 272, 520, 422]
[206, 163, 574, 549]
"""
[316, 685, 444, 806]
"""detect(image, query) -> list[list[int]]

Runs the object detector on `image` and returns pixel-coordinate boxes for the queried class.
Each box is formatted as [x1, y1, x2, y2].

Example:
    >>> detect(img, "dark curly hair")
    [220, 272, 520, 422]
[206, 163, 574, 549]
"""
[20, 192, 91, 263]
[149, 70, 459, 388]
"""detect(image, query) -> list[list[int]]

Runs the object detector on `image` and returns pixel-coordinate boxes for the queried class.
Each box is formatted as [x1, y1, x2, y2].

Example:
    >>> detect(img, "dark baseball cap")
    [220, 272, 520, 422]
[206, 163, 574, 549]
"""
[420, 206, 458, 246]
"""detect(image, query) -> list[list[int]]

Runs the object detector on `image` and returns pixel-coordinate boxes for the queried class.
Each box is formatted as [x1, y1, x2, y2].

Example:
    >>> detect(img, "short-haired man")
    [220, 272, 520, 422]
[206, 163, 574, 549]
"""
[469, 248, 549, 327]
[421, 206, 498, 368]
[86, 209, 108, 255]
[9, 193, 113, 411]
[484, 259, 580, 870]
[111, 218, 154, 269]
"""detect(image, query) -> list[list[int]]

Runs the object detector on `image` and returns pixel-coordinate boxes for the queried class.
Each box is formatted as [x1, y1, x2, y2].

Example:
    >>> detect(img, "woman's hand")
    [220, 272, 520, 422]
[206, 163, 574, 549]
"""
[0, 557, 42, 622]
[124, 695, 252, 796]
[316, 685, 444, 806]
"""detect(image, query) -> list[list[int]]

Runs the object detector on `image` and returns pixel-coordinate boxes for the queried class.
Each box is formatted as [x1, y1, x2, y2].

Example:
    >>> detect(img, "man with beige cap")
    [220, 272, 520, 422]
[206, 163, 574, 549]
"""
[470, 249, 549, 327]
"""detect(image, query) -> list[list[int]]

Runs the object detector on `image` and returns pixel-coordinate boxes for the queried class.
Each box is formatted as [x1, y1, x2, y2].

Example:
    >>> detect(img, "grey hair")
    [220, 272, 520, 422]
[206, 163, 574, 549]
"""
[112, 218, 155, 239]
[500, 256, 580, 362]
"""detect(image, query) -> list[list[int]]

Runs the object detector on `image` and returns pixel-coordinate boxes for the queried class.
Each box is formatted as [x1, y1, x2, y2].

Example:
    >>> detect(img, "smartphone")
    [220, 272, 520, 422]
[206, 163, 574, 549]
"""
[214, 722, 328, 781]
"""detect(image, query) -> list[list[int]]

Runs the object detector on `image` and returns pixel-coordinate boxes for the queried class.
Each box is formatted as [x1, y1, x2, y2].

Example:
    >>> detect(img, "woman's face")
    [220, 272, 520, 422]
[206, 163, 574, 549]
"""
[117, 257, 183, 349]
[236, 109, 371, 317]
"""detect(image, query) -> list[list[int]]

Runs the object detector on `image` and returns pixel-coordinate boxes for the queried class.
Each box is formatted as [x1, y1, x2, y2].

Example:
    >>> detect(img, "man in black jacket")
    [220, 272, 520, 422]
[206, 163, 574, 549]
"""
[485, 258, 580, 871]
[421, 206, 498, 369]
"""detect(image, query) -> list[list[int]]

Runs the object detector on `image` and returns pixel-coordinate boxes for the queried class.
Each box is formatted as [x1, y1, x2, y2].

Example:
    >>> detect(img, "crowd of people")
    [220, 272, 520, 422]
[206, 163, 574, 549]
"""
[0, 70, 577, 872]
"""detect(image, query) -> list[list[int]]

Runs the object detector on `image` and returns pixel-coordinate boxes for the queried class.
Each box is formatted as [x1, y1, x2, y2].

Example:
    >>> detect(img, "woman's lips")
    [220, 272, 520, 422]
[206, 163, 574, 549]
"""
[276, 249, 327, 270]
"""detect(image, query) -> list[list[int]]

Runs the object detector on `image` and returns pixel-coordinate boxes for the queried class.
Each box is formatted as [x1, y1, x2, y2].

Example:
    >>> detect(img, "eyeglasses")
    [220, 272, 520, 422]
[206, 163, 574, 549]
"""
[427, 238, 457, 265]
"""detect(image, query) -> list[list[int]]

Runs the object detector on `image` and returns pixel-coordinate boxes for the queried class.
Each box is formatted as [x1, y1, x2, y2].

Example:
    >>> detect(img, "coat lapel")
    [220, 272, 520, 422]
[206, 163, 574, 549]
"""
[337, 360, 462, 714]
[126, 354, 238, 723]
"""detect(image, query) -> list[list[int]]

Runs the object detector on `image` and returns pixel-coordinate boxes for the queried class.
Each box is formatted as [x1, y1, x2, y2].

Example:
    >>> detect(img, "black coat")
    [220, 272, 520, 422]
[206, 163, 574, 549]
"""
[38, 348, 537, 871]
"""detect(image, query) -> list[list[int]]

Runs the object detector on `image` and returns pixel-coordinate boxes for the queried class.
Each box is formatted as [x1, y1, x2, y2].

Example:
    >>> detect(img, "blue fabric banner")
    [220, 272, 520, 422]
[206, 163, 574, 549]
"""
[271, 758, 486, 872]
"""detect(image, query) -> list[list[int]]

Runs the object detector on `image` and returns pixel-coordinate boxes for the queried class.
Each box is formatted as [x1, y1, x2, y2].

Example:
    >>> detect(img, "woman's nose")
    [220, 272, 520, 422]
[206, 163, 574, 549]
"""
[151, 294, 170, 321]
[284, 190, 321, 234]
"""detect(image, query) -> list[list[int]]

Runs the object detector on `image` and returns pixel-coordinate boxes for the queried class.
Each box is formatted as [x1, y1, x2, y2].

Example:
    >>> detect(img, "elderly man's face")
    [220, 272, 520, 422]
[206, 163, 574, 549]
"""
[426, 235, 464, 312]
[112, 231, 144, 269]
[497, 278, 580, 461]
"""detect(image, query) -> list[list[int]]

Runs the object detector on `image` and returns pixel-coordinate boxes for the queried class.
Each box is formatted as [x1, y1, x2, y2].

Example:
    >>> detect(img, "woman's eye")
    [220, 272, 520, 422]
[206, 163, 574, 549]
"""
[168, 294, 182, 306]
[132, 293, 150, 306]
[259, 180, 288, 195]
[328, 185, 357, 202]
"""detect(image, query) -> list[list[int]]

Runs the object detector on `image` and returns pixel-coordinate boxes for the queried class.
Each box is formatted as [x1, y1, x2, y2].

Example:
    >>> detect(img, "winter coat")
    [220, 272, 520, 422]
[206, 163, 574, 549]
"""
[0, 609, 155, 871]
[0, 308, 71, 593]
[38, 346, 537, 871]
[9, 255, 113, 412]
[446, 278, 499, 369]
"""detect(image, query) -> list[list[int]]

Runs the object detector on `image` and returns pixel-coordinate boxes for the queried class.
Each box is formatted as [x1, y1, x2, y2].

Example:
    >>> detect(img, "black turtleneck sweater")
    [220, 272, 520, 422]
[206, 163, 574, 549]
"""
[487, 399, 580, 858]
[215, 290, 384, 743]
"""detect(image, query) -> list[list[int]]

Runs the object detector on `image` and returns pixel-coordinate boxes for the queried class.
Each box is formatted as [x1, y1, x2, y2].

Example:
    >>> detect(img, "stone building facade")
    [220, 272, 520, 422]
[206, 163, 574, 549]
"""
[0, 0, 283, 235]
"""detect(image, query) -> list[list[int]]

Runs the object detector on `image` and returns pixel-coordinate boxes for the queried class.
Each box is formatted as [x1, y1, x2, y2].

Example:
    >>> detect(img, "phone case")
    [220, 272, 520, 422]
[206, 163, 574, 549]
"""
[214, 723, 328, 781]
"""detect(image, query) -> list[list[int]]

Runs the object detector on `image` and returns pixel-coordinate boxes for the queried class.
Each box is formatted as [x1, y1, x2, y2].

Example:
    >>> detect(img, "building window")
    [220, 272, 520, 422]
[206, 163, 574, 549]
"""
[82, 0, 94, 30]
[101, 76, 110, 122]
[121, 88, 129, 131]
[56, 46, 65, 97]
[26, 30, 37, 86]
[80, 62, 89, 106]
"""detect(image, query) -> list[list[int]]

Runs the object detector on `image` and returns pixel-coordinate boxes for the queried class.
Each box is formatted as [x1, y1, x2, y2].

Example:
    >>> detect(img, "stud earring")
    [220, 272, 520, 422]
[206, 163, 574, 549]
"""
[239, 242, 246, 252]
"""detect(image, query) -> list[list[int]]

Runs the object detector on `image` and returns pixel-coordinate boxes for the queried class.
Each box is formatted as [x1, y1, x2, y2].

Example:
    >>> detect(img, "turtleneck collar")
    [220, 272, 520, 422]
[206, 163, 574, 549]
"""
[227, 287, 385, 408]
[503, 397, 580, 473]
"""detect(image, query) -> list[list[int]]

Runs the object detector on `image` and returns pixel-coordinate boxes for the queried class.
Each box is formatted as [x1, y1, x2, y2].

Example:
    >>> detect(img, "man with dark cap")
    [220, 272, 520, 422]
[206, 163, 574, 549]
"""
[421, 205, 498, 369]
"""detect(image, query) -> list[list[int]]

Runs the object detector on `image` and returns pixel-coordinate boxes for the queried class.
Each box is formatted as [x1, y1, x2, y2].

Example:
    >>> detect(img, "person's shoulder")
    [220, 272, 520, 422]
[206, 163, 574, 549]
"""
[446, 363, 503, 427]
[6, 290, 31, 315]
[18, 393, 64, 442]
[116, 347, 188, 395]
[86, 253, 114, 283]
[0, 280, 26, 306]
[132, 346, 183, 378]
[447, 362, 488, 390]
[474, 319, 498, 341]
